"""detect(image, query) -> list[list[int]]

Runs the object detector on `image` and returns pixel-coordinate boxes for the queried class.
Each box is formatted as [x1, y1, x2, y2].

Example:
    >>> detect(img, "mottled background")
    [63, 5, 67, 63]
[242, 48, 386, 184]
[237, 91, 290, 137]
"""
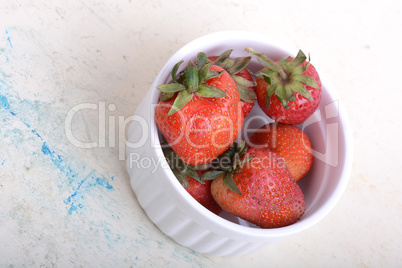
[1, 0, 401, 267]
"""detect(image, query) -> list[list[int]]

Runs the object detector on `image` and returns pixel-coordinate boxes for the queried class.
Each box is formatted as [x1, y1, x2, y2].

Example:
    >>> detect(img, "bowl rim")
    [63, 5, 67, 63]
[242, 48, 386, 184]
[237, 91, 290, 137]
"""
[144, 31, 353, 238]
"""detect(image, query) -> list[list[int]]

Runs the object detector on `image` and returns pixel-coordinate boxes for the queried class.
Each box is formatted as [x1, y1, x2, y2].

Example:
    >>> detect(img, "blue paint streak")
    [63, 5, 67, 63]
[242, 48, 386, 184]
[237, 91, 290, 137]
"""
[0, 94, 16, 115]
[0, 94, 10, 109]
[96, 177, 113, 190]
[23, 122, 44, 141]
[1, 68, 115, 215]
[1, 160, 4, 166]
[41, 141, 114, 215]
[42, 142, 78, 179]
[64, 170, 114, 215]
[64, 178, 86, 214]
[5, 29, 13, 48]
[0, 79, 16, 115]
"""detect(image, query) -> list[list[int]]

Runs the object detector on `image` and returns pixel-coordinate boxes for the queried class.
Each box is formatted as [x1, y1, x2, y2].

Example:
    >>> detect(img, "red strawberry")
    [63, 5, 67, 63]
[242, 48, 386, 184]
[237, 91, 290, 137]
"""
[208, 50, 256, 117]
[186, 176, 222, 215]
[163, 146, 222, 214]
[246, 48, 322, 125]
[155, 53, 243, 165]
[207, 141, 305, 228]
[248, 122, 313, 182]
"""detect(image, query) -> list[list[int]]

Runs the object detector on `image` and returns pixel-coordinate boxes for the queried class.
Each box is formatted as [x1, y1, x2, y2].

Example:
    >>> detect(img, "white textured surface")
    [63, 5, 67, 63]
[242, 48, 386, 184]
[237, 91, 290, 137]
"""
[1, 0, 401, 267]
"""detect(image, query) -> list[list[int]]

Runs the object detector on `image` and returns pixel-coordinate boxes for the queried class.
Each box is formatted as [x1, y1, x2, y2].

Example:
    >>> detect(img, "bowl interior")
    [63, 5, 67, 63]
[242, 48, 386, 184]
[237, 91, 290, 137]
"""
[150, 31, 352, 233]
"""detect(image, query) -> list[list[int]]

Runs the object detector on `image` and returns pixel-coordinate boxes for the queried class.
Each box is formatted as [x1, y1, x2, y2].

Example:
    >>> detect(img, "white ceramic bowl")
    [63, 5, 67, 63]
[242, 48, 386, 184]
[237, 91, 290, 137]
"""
[125, 31, 353, 256]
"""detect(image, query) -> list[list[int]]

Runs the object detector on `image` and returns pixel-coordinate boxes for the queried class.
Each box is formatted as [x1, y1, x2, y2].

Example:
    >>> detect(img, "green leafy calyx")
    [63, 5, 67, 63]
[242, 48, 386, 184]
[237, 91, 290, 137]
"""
[162, 139, 252, 195]
[212, 49, 257, 103]
[198, 140, 253, 195]
[245, 48, 319, 109]
[163, 146, 203, 188]
[157, 52, 226, 116]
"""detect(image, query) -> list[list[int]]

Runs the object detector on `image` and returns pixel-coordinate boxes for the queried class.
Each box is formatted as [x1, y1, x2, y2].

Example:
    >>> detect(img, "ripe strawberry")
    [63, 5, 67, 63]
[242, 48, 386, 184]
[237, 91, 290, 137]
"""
[186, 176, 222, 215]
[248, 122, 313, 182]
[246, 48, 322, 125]
[163, 146, 222, 214]
[208, 141, 305, 228]
[155, 53, 243, 165]
[208, 50, 256, 117]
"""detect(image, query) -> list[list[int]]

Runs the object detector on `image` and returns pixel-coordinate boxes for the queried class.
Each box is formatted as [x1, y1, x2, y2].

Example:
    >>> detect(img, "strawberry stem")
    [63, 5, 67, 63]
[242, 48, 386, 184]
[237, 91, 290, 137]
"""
[245, 48, 288, 82]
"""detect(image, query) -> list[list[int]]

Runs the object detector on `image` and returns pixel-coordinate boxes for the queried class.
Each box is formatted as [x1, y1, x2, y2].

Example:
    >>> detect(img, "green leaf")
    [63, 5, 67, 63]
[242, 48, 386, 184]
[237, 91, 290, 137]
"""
[187, 163, 211, 171]
[232, 75, 256, 88]
[164, 147, 184, 170]
[160, 92, 174, 101]
[222, 147, 236, 159]
[197, 52, 208, 70]
[231, 142, 249, 171]
[237, 85, 257, 103]
[291, 81, 313, 101]
[227, 57, 251, 75]
[287, 50, 307, 69]
[256, 56, 278, 71]
[265, 83, 277, 109]
[220, 58, 235, 71]
[304, 62, 310, 73]
[245, 48, 278, 71]
[223, 172, 241, 195]
[236, 140, 246, 153]
[239, 155, 253, 165]
[162, 147, 174, 164]
[263, 74, 272, 85]
[238, 141, 248, 155]
[259, 68, 278, 84]
[197, 84, 227, 98]
[158, 83, 186, 93]
[232, 153, 240, 171]
[278, 56, 288, 66]
[214, 49, 232, 66]
[291, 66, 305, 76]
[292, 74, 319, 89]
[304, 53, 311, 72]
[168, 89, 193, 116]
[171, 60, 184, 82]
[274, 84, 290, 109]
[200, 170, 226, 181]
[179, 165, 202, 183]
[284, 84, 296, 102]
[217, 149, 235, 170]
[198, 62, 212, 83]
[218, 156, 233, 172]
[176, 70, 187, 84]
[255, 68, 271, 79]
[186, 61, 199, 93]
[172, 169, 189, 188]
[205, 70, 223, 81]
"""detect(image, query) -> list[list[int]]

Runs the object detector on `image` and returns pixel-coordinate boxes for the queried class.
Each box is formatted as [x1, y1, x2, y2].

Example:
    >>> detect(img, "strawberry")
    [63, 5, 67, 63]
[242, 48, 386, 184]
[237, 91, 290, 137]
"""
[208, 50, 257, 117]
[248, 122, 313, 182]
[155, 52, 243, 165]
[163, 146, 222, 214]
[246, 48, 322, 125]
[207, 141, 305, 228]
[186, 176, 222, 215]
